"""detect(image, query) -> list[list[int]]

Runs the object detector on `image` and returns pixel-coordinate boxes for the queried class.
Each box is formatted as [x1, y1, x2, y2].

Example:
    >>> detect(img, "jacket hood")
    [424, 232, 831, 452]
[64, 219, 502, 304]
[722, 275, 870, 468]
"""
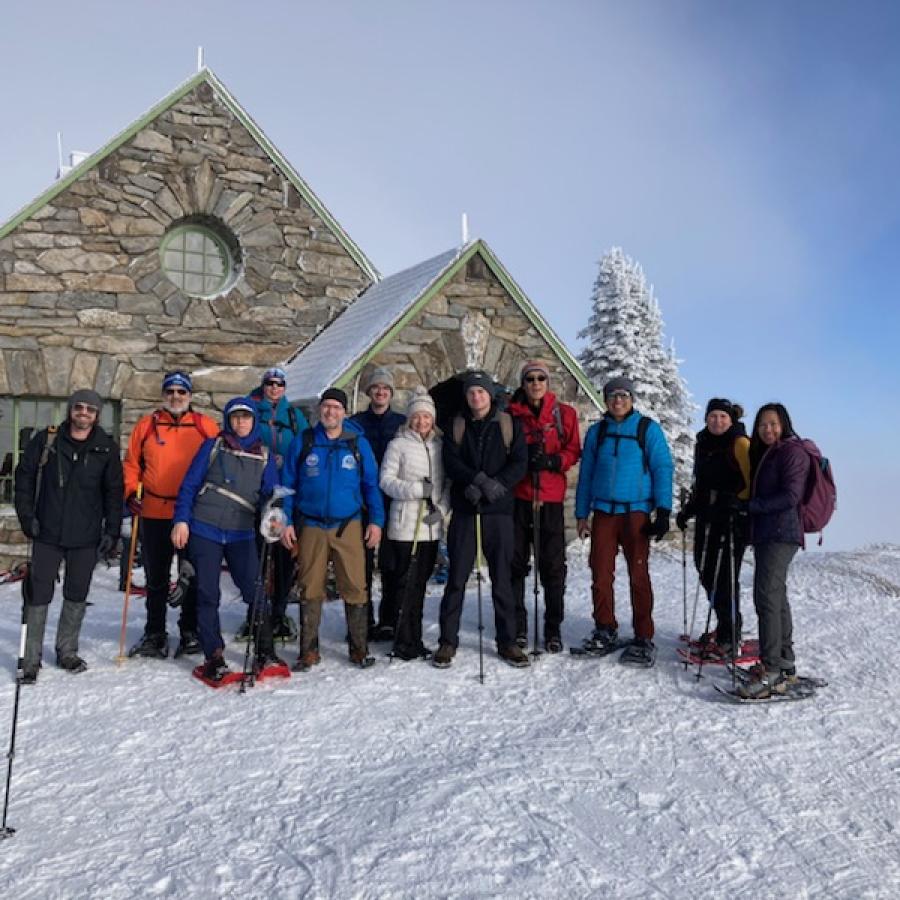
[223, 396, 262, 450]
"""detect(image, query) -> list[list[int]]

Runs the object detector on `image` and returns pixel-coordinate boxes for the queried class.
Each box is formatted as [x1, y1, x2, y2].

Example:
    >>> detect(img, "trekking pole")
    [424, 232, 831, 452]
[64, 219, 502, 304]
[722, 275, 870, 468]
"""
[116, 485, 142, 665]
[730, 511, 740, 690]
[684, 521, 710, 669]
[1, 540, 34, 840]
[390, 499, 425, 662]
[241, 540, 271, 693]
[695, 531, 726, 682]
[530, 473, 543, 660]
[679, 487, 688, 640]
[475, 511, 485, 686]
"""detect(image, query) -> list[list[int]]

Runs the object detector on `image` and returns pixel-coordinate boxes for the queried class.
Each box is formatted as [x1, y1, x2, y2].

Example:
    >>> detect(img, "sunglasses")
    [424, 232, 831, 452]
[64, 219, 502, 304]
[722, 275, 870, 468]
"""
[72, 402, 98, 414]
[264, 380, 286, 387]
[165, 388, 189, 396]
[525, 375, 547, 383]
[607, 391, 631, 401]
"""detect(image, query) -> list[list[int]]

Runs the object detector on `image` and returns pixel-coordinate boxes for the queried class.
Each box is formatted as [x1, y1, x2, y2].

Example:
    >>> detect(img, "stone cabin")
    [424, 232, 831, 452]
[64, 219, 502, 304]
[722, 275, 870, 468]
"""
[0, 68, 601, 565]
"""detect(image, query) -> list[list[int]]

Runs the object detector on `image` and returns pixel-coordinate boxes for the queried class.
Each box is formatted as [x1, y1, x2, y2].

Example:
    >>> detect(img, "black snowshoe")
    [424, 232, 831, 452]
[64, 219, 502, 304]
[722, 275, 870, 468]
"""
[174, 631, 202, 658]
[128, 632, 169, 659]
[570, 627, 624, 658]
[619, 638, 656, 669]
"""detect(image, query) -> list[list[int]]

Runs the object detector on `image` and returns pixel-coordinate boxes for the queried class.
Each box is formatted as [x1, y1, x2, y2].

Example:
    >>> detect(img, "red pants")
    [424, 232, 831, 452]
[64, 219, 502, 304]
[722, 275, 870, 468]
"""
[589, 511, 654, 640]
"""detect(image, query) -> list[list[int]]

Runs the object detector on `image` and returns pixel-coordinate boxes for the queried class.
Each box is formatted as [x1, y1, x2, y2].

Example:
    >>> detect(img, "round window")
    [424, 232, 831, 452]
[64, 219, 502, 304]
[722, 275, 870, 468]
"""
[160, 223, 236, 298]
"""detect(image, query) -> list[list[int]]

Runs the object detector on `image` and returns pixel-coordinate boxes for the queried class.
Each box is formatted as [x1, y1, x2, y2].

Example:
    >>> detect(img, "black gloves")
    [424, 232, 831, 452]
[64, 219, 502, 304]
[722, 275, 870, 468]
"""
[167, 560, 195, 608]
[464, 484, 483, 506]
[473, 472, 506, 504]
[642, 508, 670, 542]
[96, 533, 118, 563]
[676, 510, 690, 531]
[527, 444, 562, 472]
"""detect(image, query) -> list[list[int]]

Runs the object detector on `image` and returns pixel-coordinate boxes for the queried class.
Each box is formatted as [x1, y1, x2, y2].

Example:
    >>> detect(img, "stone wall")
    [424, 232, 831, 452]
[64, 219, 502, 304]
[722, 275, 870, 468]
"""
[0, 81, 373, 433]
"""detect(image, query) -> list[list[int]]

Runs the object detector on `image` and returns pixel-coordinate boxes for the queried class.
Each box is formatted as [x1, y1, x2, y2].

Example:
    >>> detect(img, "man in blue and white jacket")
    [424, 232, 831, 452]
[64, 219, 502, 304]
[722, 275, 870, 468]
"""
[575, 377, 673, 665]
[281, 387, 384, 669]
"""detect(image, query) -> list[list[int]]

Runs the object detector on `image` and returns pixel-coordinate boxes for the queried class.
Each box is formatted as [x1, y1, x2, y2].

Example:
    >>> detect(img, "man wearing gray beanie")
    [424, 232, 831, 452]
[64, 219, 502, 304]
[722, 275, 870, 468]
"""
[13, 388, 123, 682]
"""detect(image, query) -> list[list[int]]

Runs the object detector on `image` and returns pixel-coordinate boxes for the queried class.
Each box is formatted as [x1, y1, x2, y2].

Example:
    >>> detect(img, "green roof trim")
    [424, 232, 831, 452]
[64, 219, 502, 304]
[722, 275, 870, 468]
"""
[335, 239, 602, 409]
[0, 68, 380, 282]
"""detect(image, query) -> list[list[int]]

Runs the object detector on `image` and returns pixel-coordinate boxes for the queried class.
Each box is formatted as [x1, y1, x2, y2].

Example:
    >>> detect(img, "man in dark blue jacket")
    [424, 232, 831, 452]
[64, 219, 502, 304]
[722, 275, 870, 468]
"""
[350, 366, 405, 640]
[281, 388, 384, 669]
[433, 371, 529, 669]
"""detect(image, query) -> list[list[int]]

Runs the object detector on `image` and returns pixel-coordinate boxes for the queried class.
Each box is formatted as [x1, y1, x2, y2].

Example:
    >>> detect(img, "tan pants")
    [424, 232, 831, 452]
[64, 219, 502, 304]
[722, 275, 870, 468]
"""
[296, 519, 367, 604]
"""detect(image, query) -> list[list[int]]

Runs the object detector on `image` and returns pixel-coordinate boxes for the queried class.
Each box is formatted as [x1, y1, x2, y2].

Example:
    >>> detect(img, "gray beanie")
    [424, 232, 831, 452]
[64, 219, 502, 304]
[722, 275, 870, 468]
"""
[462, 370, 494, 395]
[603, 377, 635, 399]
[67, 388, 103, 414]
[406, 386, 436, 418]
[363, 366, 394, 394]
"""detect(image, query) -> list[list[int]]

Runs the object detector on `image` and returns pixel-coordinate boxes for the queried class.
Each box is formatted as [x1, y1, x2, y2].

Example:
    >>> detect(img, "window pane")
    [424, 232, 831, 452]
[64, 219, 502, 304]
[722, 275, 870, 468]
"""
[169, 232, 186, 251]
[184, 252, 205, 274]
[184, 273, 204, 294]
[164, 249, 183, 270]
[185, 231, 205, 253]
[206, 253, 224, 276]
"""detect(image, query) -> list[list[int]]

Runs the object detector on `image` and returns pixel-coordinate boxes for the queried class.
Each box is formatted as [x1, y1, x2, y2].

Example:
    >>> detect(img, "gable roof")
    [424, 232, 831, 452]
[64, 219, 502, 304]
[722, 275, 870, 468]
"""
[0, 68, 379, 282]
[283, 238, 602, 408]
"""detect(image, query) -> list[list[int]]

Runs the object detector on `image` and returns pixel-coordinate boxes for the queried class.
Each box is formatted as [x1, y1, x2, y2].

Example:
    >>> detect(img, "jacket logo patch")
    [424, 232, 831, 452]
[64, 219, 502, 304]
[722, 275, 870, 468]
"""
[341, 455, 357, 470]
[305, 453, 319, 467]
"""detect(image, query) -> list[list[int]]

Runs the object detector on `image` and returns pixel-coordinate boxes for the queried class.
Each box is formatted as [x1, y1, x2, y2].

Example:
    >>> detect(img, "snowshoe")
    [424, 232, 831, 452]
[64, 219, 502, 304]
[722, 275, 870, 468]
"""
[619, 638, 657, 669]
[714, 680, 817, 703]
[233, 619, 252, 643]
[192, 655, 242, 688]
[128, 632, 169, 659]
[515, 634, 528, 650]
[544, 636, 563, 654]
[350, 652, 376, 669]
[56, 654, 88, 674]
[389, 644, 433, 661]
[728, 663, 828, 690]
[272, 614, 298, 644]
[17, 664, 39, 685]
[676, 638, 759, 666]
[255, 653, 291, 681]
[570, 627, 623, 658]
[174, 631, 202, 658]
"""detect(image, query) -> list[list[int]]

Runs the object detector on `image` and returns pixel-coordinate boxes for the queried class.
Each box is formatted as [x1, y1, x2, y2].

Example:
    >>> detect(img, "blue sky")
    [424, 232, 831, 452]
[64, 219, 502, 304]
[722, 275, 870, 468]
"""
[1, 0, 897, 549]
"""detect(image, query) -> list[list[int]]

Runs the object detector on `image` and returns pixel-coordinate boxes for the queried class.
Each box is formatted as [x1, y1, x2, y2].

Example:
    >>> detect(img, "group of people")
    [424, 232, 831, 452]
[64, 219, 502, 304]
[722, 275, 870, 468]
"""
[11, 358, 812, 699]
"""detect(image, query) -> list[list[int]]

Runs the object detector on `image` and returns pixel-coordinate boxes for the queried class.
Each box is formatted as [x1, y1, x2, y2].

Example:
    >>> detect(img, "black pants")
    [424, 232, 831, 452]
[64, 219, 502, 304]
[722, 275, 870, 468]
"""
[252, 535, 294, 621]
[29, 541, 95, 607]
[364, 519, 399, 630]
[389, 538, 439, 655]
[694, 516, 746, 644]
[753, 541, 798, 671]
[142, 517, 196, 636]
[511, 499, 567, 641]
[438, 511, 517, 649]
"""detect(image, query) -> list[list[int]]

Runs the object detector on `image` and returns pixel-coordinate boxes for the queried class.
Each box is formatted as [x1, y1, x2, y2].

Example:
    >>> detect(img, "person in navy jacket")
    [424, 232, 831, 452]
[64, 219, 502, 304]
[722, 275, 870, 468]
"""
[575, 377, 673, 664]
[172, 397, 278, 683]
[281, 388, 384, 669]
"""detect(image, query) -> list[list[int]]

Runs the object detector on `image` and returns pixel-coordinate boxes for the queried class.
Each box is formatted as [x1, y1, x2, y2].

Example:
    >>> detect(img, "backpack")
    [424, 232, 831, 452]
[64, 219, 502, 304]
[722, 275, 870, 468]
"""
[452, 411, 514, 451]
[592, 415, 652, 472]
[798, 438, 836, 544]
[297, 427, 362, 472]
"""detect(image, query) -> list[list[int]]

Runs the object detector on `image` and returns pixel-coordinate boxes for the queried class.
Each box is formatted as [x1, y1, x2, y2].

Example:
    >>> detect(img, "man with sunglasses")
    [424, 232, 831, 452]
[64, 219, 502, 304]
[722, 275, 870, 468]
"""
[575, 377, 673, 667]
[14, 389, 123, 682]
[507, 360, 582, 653]
[123, 371, 218, 659]
[237, 366, 309, 643]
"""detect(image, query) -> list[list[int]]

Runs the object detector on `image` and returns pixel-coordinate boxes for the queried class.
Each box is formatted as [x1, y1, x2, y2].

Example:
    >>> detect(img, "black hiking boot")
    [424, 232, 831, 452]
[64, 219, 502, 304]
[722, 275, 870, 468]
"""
[174, 631, 202, 658]
[544, 635, 563, 654]
[619, 637, 657, 668]
[499, 644, 531, 668]
[17, 663, 39, 685]
[202, 655, 231, 683]
[584, 626, 618, 652]
[272, 614, 298, 643]
[128, 632, 169, 659]
[56, 653, 88, 674]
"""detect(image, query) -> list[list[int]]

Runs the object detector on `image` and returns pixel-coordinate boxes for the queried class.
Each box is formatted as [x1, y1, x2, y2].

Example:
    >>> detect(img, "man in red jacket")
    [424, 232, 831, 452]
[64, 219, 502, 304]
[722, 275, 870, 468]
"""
[507, 360, 581, 652]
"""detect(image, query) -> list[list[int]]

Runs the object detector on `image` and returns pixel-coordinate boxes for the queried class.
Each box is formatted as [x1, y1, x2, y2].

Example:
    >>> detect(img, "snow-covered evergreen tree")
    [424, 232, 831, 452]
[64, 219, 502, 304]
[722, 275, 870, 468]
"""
[578, 247, 695, 497]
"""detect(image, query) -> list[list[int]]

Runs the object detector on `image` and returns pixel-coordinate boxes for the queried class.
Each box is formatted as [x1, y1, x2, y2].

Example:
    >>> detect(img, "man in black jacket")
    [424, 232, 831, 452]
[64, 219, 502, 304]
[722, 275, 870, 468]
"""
[13, 389, 123, 682]
[433, 371, 529, 668]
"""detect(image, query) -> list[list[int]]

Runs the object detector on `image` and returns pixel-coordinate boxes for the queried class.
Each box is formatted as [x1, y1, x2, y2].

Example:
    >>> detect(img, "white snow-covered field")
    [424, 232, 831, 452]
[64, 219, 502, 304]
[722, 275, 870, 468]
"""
[0, 542, 898, 899]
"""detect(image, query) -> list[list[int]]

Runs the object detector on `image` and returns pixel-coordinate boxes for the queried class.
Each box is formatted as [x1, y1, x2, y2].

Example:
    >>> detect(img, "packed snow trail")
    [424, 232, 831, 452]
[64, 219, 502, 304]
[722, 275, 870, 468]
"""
[0, 545, 898, 898]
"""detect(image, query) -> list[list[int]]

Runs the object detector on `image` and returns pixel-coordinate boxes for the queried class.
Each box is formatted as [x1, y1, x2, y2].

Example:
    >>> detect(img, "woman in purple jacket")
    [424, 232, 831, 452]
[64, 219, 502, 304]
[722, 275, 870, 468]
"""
[739, 403, 808, 699]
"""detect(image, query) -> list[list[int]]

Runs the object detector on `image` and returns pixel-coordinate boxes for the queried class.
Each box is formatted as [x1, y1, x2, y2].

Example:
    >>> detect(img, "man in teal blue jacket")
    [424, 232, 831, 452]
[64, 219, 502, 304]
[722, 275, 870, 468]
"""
[281, 388, 384, 669]
[575, 377, 672, 665]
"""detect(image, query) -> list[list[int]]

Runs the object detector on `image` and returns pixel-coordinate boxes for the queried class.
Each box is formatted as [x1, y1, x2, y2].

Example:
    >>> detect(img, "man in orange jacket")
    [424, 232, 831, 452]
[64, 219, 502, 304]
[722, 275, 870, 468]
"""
[122, 371, 218, 658]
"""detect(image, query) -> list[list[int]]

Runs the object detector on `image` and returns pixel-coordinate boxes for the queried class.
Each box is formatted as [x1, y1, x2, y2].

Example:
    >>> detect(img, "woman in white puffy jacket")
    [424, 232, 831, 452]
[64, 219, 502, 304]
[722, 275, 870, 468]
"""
[379, 387, 450, 660]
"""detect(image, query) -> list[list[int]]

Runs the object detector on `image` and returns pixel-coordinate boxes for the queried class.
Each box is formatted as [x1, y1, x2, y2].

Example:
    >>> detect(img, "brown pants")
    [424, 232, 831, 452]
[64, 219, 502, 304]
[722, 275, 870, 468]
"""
[589, 511, 654, 640]
[296, 520, 367, 604]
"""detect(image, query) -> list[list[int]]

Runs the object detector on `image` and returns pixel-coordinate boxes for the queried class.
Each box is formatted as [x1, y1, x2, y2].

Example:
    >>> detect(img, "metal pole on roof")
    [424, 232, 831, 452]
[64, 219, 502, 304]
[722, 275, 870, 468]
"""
[461, 213, 469, 246]
[56, 133, 64, 179]
[197, 46, 204, 71]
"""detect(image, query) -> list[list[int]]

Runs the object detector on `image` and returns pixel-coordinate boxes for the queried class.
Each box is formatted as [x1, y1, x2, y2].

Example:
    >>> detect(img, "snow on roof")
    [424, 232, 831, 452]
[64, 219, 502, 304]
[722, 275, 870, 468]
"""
[284, 246, 462, 403]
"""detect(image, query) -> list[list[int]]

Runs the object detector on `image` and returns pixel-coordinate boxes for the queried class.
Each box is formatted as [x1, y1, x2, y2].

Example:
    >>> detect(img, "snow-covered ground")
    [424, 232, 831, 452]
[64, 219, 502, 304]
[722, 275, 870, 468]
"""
[1, 542, 898, 899]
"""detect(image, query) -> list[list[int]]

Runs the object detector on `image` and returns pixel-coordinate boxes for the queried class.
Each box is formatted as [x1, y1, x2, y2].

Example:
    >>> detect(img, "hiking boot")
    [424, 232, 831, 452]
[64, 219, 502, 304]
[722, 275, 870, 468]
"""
[128, 632, 169, 659]
[234, 619, 252, 642]
[515, 633, 528, 650]
[292, 650, 321, 672]
[498, 644, 531, 668]
[273, 614, 298, 643]
[174, 630, 202, 658]
[56, 654, 88, 674]
[586, 626, 618, 651]
[256, 651, 288, 670]
[545, 636, 563, 654]
[371, 624, 395, 643]
[17, 663, 39, 685]
[432, 642, 456, 669]
[781, 666, 798, 685]
[350, 649, 376, 668]
[737, 667, 786, 700]
[202, 653, 231, 683]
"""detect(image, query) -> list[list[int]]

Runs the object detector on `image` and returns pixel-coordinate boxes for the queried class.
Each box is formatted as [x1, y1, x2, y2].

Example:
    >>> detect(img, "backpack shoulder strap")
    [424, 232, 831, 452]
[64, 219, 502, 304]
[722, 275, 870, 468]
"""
[591, 418, 609, 468]
[288, 405, 299, 434]
[498, 411, 513, 451]
[452, 415, 465, 446]
[551, 403, 564, 441]
[297, 428, 315, 466]
[636, 416, 651, 473]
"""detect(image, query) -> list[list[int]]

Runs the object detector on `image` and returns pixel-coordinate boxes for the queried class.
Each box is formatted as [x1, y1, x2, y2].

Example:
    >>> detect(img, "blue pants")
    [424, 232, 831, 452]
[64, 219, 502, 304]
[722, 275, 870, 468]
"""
[190, 535, 259, 658]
